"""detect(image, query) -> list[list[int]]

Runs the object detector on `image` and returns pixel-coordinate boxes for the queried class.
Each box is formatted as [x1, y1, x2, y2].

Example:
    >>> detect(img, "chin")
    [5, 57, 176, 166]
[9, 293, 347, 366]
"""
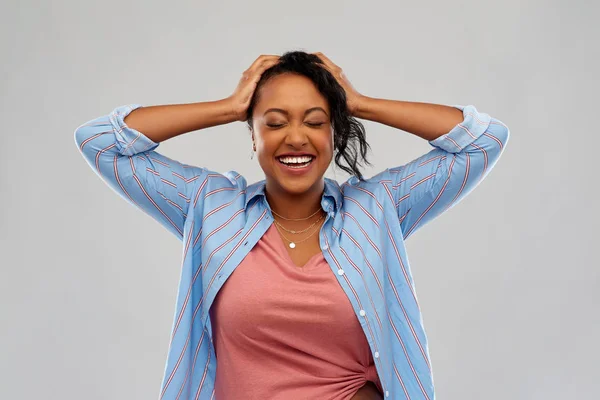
[277, 177, 318, 194]
[272, 170, 324, 196]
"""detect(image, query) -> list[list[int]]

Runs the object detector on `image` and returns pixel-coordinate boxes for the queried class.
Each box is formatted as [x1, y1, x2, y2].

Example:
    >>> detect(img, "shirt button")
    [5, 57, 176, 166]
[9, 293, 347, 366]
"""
[374, 351, 379, 358]
[322, 244, 329, 250]
[385, 391, 389, 397]
[337, 269, 344, 276]
[359, 309, 366, 316]
[329, 211, 335, 217]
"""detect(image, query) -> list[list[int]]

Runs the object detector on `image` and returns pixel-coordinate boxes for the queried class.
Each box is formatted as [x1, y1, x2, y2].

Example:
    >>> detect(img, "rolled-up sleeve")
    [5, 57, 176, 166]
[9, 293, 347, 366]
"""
[428, 105, 493, 152]
[386, 104, 510, 240]
[108, 104, 160, 155]
[74, 104, 207, 240]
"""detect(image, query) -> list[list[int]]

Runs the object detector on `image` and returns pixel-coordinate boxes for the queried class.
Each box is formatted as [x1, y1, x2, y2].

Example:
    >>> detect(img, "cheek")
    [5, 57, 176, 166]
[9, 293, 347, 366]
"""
[255, 134, 274, 154]
[255, 138, 278, 168]
[256, 141, 277, 157]
[316, 133, 334, 156]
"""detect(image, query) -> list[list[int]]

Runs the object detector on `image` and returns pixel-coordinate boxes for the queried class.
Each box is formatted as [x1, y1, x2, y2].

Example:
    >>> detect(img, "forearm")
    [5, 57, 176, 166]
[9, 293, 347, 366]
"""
[123, 99, 237, 143]
[354, 97, 464, 141]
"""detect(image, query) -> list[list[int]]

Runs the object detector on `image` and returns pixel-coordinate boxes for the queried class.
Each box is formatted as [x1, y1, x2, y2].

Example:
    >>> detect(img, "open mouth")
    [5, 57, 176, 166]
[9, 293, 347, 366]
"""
[277, 155, 315, 169]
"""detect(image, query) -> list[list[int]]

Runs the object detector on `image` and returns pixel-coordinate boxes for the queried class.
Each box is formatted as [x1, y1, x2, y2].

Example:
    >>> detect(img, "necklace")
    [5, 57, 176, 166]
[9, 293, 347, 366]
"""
[274, 217, 323, 249]
[271, 207, 322, 221]
[273, 213, 324, 234]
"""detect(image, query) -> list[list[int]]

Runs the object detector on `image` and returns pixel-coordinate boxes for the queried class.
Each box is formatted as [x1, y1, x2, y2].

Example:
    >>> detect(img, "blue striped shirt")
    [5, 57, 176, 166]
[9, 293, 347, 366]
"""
[74, 103, 509, 399]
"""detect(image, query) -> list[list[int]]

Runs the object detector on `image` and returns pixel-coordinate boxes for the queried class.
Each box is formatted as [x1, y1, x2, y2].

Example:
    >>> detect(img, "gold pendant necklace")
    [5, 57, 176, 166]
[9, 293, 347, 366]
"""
[273, 213, 324, 234]
[271, 207, 322, 221]
[274, 218, 322, 249]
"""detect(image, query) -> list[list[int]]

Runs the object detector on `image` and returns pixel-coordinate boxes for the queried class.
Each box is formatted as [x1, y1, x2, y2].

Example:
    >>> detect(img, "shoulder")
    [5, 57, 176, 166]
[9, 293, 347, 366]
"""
[340, 169, 393, 195]
[195, 169, 248, 191]
[338, 170, 395, 207]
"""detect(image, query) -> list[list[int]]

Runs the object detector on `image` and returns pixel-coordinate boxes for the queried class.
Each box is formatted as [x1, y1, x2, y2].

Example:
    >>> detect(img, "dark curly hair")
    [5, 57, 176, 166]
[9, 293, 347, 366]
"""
[245, 50, 372, 181]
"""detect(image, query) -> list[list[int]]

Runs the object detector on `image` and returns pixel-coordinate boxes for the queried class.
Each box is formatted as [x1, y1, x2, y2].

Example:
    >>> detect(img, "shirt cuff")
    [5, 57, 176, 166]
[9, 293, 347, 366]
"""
[108, 104, 160, 156]
[428, 104, 492, 153]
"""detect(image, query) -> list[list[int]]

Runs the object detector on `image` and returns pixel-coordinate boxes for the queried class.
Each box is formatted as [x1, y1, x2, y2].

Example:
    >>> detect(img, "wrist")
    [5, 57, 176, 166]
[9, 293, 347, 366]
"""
[220, 97, 244, 122]
[353, 95, 373, 119]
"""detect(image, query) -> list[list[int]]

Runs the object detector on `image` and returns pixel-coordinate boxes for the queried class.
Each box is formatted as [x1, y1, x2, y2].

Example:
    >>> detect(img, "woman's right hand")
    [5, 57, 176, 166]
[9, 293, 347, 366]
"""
[227, 54, 280, 122]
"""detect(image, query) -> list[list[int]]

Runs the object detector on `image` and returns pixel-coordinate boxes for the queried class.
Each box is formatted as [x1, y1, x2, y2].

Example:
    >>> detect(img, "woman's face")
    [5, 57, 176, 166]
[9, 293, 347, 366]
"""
[251, 73, 334, 196]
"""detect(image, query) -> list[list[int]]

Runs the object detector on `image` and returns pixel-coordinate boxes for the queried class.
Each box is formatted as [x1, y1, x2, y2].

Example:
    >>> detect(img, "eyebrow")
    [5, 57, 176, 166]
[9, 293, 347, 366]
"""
[263, 107, 328, 117]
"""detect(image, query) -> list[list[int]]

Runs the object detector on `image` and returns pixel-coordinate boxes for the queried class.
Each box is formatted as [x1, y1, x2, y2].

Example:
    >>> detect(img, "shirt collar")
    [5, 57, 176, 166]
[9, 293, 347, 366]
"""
[244, 177, 342, 212]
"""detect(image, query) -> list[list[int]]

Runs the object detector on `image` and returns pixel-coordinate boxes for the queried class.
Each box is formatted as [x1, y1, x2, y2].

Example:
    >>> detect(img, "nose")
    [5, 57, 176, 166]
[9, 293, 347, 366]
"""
[283, 126, 309, 148]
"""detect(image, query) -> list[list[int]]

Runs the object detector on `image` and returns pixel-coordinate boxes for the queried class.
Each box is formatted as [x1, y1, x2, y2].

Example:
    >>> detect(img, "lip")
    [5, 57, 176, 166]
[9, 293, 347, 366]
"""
[276, 152, 316, 157]
[276, 155, 316, 176]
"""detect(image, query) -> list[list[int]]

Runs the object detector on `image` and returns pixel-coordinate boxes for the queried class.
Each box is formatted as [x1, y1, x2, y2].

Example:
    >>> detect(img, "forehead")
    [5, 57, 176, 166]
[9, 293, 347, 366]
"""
[256, 73, 329, 112]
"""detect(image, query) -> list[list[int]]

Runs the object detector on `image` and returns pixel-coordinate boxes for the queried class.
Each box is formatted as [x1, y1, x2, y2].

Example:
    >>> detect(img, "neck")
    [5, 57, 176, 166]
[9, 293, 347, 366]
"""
[264, 178, 325, 220]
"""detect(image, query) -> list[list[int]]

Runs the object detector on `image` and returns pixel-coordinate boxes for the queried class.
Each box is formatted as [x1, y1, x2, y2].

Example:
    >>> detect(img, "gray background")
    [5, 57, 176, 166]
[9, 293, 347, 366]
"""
[1, 0, 598, 399]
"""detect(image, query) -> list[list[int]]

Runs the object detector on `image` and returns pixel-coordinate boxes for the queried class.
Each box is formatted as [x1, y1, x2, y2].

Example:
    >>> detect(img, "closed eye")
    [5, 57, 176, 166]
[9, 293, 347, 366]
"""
[266, 122, 325, 128]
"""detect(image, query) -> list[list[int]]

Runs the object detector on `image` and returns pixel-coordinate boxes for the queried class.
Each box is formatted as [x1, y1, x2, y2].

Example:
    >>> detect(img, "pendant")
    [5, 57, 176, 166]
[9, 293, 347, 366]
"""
[289, 242, 296, 249]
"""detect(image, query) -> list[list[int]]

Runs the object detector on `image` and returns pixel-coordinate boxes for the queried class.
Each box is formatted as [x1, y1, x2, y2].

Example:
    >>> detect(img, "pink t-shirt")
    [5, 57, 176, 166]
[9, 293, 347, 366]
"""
[209, 223, 382, 400]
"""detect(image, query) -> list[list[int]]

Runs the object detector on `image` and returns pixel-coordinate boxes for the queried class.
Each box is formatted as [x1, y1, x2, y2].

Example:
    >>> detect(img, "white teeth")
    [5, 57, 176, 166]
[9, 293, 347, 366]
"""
[278, 156, 313, 164]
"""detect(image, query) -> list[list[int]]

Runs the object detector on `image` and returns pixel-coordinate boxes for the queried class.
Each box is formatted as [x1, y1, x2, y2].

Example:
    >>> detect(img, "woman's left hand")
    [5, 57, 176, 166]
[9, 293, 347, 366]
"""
[313, 52, 365, 116]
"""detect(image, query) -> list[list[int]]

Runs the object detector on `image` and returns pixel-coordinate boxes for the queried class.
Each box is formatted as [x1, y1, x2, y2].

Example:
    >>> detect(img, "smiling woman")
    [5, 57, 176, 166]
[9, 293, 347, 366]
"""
[246, 53, 371, 189]
[74, 50, 509, 399]
[250, 73, 337, 206]
[268, 107, 328, 172]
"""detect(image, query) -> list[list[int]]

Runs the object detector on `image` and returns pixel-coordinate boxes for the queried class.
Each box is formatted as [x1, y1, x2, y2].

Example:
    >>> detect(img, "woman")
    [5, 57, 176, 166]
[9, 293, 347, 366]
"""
[74, 51, 509, 400]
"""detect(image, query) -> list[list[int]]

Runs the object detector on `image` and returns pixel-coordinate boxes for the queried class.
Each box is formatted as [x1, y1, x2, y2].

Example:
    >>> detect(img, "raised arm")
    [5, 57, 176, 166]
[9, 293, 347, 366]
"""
[73, 100, 237, 240]
[304, 53, 510, 240]
[357, 98, 510, 240]
[73, 55, 281, 240]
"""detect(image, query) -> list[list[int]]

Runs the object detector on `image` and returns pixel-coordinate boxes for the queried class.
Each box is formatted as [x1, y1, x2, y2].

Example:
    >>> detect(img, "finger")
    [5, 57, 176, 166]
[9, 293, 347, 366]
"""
[248, 55, 280, 71]
[313, 52, 338, 70]
[242, 57, 279, 81]
[313, 55, 343, 82]
[246, 59, 279, 79]
[251, 58, 280, 78]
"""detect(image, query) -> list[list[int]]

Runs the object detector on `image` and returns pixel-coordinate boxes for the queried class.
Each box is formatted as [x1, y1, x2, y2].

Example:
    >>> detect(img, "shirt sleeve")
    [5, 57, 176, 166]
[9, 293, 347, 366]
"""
[386, 104, 510, 240]
[73, 104, 208, 240]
